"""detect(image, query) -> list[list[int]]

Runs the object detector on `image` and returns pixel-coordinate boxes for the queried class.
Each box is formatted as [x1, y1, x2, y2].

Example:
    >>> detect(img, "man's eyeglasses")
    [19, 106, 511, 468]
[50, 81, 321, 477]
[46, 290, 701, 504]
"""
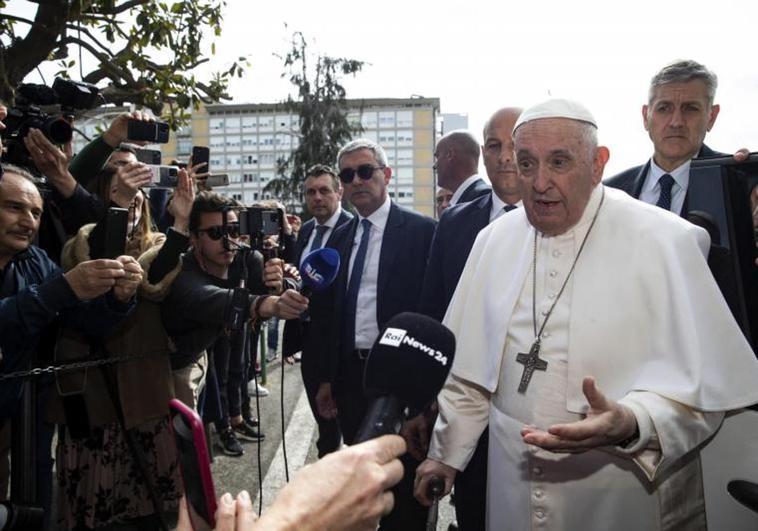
[197, 223, 240, 240]
[338, 164, 385, 184]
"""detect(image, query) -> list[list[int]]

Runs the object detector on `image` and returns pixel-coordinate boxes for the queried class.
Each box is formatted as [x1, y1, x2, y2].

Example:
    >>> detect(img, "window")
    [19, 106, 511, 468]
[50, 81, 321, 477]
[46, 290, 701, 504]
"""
[243, 155, 258, 165]
[244, 191, 256, 203]
[384, 149, 396, 166]
[210, 117, 224, 133]
[347, 112, 361, 128]
[242, 116, 256, 130]
[225, 136, 240, 148]
[225, 116, 241, 133]
[260, 170, 275, 183]
[226, 156, 241, 169]
[275, 115, 290, 129]
[230, 173, 242, 184]
[361, 112, 377, 129]
[242, 135, 258, 150]
[210, 137, 225, 149]
[396, 130, 414, 146]
[379, 111, 395, 128]
[209, 157, 223, 170]
[396, 149, 413, 164]
[259, 153, 276, 167]
[378, 131, 396, 145]
[177, 138, 191, 155]
[397, 111, 413, 128]
[232, 193, 243, 201]
[258, 115, 274, 131]
[275, 133, 290, 148]
[396, 167, 414, 183]
[259, 134, 274, 149]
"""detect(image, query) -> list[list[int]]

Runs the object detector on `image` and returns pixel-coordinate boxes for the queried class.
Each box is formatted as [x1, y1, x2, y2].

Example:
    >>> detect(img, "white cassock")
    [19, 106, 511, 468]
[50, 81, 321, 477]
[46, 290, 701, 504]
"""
[428, 185, 758, 530]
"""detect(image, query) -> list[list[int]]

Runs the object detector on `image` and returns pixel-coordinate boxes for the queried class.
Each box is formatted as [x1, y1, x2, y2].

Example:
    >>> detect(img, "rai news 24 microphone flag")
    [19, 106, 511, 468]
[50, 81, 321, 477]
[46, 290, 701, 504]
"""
[299, 247, 340, 296]
[355, 312, 456, 443]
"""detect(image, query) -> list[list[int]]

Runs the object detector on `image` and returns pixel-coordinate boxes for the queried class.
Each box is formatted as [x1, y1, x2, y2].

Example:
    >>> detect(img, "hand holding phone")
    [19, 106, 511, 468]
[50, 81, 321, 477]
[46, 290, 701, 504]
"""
[169, 399, 217, 531]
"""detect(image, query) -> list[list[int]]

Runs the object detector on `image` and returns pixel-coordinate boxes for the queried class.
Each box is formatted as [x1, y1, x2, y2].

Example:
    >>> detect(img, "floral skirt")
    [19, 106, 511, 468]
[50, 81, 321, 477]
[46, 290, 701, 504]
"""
[56, 417, 182, 530]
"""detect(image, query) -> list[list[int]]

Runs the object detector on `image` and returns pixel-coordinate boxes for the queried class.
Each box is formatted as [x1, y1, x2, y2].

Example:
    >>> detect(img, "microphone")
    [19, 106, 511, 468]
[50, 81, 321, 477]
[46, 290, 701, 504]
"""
[355, 312, 456, 443]
[299, 247, 340, 297]
[727, 480, 758, 514]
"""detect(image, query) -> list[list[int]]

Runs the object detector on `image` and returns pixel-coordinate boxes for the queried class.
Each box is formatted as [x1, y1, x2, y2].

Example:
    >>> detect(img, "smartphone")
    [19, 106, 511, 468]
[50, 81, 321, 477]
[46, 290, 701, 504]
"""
[127, 119, 170, 143]
[135, 147, 162, 165]
[169, 399, 217, 531]
[192, 146, 210, 173]
[103, 207, 128, 259]
[204, 174, 229, 188]
[145, 165, 179, 188]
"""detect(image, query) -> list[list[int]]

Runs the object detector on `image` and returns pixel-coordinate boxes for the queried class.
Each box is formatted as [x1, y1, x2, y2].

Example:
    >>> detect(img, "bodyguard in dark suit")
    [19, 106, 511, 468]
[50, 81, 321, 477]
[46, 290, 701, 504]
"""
[312, 139, 435, 531]
[605, 60, 746, 214]
[416, 108, 522, 531]
[282, 164, 352, 457]
[434, 130, 490, 208]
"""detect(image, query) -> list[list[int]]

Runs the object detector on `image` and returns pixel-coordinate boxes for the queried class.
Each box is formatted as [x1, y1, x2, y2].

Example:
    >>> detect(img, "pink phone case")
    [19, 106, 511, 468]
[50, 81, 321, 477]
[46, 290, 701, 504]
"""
[169, 399, 217, 530]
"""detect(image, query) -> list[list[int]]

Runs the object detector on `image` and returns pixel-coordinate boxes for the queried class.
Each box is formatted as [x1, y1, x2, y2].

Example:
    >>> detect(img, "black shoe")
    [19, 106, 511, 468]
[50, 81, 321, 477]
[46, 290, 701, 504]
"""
[232, 420, 265, 441]
[218, 428, 244, 456]
[243, 416, 260, 428]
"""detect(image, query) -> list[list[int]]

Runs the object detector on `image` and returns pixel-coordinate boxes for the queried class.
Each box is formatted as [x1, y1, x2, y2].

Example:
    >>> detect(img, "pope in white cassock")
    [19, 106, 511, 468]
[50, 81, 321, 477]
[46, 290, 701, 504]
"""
[414, 99, 758, 530]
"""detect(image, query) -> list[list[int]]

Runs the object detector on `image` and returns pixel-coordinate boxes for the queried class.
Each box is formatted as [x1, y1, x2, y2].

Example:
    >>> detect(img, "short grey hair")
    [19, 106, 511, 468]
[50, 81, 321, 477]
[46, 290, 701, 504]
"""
[648, 60, 718, 106]
[2, 163, 40, 185]
[337, 138, 389, 168]
[438, 130, 480, 161]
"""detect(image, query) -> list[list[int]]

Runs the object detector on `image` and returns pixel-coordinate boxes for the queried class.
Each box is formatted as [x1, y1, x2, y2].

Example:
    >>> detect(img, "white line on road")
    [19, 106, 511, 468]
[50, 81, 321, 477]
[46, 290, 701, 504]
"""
[254, 387, 317, 511]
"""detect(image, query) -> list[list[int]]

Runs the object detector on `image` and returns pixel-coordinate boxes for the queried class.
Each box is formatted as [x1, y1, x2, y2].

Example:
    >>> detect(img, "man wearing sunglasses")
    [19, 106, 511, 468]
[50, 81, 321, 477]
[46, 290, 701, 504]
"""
[434, 130, 490, 208]
[311, 138, 436, 530]
[162, 192, 308, 424]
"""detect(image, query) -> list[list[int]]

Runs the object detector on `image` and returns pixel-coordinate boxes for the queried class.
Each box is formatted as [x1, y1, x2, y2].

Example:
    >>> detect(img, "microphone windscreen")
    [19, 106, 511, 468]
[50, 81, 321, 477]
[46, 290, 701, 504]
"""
[363, 312, 456, 411]
[300, 247, 340, 291]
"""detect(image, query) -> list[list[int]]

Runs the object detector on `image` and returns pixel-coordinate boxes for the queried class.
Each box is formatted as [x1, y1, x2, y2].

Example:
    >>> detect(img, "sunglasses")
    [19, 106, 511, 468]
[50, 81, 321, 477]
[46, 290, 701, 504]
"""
[197, 223, 240, 240]
[338, 164, 385, 184]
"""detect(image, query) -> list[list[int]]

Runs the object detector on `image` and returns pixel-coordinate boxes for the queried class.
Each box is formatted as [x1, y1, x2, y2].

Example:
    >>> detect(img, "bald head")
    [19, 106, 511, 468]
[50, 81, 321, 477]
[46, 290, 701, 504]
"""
[434, 130, 480, 191]
[482, 107, 523, 205]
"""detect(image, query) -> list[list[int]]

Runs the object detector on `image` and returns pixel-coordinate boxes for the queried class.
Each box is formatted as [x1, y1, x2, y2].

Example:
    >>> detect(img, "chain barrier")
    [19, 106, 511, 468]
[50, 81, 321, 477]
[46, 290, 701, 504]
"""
[0, 351, 160, 382]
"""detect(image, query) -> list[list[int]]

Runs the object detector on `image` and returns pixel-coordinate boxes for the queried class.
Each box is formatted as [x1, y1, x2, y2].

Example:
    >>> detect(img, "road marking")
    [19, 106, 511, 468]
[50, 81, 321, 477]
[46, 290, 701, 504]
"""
[254, 387, 317, 510]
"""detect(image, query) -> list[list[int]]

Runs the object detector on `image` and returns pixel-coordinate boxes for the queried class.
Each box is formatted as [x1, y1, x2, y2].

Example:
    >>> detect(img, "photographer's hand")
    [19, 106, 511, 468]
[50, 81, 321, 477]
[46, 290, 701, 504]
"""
[102, 111, 153, 148]
[64, 259, 127, 301]
[23, 129, 77, 198]
[112, 255, 143, 303]
[263, 257, 284, 293]
[169, 169, 194, 233]
[112, 161, 152, 207]
[256, 290, 308, 320]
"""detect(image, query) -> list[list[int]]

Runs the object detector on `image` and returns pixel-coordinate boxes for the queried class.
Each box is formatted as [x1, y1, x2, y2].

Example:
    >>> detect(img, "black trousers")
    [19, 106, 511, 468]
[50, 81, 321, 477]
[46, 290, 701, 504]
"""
[300, 340, 342, 456]
[335, 355, 427, 531]
[454, 427, 489, 531]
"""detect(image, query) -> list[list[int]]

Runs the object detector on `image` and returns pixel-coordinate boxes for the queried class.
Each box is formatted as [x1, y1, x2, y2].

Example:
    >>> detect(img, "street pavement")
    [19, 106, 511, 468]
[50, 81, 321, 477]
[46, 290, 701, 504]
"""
[210, 351, 457, 529]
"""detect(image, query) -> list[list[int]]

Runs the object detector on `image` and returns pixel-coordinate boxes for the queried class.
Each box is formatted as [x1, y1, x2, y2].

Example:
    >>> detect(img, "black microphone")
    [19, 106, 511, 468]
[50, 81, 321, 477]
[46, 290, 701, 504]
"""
[727, 480, 758, 514]
[355, 312, 456, 443]
[299, 247, 340, 297]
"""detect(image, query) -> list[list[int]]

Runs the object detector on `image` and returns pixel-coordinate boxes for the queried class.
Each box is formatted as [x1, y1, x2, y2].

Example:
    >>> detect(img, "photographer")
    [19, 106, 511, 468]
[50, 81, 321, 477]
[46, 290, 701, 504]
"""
[0, 163, 140, 521]
[45, 166, 195, 530]
[161, 192, 307, 417]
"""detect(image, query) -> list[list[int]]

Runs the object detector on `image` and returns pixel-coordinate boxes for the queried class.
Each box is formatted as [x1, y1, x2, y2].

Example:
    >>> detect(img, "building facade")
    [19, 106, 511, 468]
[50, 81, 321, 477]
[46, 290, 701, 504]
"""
[72, 97, 441, 217]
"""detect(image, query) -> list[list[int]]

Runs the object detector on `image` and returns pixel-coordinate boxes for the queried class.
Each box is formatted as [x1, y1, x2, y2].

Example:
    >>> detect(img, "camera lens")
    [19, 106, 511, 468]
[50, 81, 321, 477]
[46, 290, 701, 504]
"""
[44, 117, 73, 144]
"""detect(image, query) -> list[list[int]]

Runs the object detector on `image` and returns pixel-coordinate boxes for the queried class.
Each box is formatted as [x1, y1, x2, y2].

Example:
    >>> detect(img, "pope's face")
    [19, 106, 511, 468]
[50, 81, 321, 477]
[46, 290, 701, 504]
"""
[643, 79, 719, 172]
[515, 118, 608, 236]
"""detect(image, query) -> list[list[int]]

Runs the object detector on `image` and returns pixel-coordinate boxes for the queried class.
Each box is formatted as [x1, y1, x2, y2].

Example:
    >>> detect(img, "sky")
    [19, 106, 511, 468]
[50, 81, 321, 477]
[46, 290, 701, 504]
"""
[7, 0, 758, 176]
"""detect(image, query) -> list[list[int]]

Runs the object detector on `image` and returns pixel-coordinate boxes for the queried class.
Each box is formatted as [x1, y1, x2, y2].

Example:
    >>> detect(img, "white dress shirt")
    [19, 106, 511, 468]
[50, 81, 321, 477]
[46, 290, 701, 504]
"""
[449, 174, 481, 207]
[348, 196, 391, 349]
[299, 206, 343, 267]
[638, 158, 691, 215]
[488, 192, 522, 223]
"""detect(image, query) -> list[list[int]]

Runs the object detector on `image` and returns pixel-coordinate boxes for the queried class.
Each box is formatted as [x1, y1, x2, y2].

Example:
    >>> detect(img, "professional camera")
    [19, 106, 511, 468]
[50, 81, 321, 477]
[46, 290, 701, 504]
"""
[1, 77, 100, 167]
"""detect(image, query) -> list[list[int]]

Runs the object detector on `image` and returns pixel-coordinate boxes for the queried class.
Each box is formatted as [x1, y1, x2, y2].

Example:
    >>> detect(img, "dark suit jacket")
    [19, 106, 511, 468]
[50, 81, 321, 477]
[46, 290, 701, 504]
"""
[419, 193, 493, 322]
[282, 210, 353, 356]
[605, 144, 722, 214]
[456, 177, 491, 204]
[311, 202, 436, 386]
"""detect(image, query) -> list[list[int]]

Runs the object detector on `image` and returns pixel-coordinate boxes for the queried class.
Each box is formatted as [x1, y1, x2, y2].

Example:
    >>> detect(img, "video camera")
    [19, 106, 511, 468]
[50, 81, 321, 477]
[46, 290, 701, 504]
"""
[1, 77, 100, 167]
[222, 205, 283, 252]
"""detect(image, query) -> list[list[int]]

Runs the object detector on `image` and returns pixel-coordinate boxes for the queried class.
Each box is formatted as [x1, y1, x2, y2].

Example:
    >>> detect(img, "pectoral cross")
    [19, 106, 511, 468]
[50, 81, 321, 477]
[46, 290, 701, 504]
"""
[516, 339, 548, 393]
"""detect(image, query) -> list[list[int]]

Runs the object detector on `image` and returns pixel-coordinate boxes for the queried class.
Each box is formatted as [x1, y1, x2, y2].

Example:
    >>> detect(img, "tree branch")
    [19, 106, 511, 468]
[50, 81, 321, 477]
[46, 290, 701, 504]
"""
[64, 23, 116, 57]
[0, 14, 36, 26]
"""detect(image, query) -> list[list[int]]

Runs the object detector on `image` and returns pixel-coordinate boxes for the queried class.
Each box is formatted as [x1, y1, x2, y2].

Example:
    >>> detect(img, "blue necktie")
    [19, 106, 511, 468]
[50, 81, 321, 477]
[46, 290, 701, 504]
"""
[310, 224, 328, 251]
[656, 174, 675, 211]
[342, 219, 372, 353]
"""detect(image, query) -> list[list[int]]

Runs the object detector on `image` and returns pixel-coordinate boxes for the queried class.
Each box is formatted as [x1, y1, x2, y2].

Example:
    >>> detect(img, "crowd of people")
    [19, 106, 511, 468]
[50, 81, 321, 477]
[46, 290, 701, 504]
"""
[2, 58, 758, 531]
